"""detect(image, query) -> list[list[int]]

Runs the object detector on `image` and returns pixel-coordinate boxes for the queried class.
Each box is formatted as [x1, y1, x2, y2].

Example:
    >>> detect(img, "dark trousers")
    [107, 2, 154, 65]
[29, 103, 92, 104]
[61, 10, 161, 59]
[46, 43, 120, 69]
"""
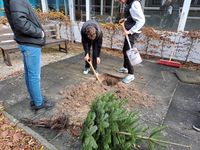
[85, 33, 103, 70]
[123, 33, 139, 74]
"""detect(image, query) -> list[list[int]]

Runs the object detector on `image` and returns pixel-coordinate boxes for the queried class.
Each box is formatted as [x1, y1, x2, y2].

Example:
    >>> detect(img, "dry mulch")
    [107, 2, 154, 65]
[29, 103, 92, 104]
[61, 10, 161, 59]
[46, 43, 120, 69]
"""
[0, 106, 44, 150]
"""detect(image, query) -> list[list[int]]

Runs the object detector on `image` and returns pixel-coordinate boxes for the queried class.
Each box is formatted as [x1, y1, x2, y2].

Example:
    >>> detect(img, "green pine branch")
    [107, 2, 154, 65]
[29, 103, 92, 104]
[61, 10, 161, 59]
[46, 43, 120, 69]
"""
[81, 92, 191, 150]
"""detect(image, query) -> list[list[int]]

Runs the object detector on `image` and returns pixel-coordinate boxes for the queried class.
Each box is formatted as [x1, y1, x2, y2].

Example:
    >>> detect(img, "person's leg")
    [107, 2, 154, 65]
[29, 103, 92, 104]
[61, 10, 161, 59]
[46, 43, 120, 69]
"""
[127, 33, 140, 73]
[92, 32, 103, 73]
[19, 45, 43, 107]
[122, 38, 128, 69]
[96, 32, 103, 58]
[121, 38, 134, 83]
[19, 46, 34, 106]
[92, 43, 98, 71]
[122, 37, 134, 74]
[85, 42, 91, 69]
[83, 42, 92, 75]
[118, 38, 129, 73]
[122, 34, 139, 84]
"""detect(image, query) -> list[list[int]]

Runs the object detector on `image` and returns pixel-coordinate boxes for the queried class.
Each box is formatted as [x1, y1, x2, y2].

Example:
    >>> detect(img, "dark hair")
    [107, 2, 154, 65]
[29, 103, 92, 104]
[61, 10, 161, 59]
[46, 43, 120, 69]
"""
[86, 26, 96, 40]
[127, 0, 140, 4]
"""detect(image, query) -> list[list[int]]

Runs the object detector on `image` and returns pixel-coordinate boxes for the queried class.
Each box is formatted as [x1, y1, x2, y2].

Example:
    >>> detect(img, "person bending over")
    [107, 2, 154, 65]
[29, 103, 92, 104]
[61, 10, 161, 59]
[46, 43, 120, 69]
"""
[81, 20, 103, 75]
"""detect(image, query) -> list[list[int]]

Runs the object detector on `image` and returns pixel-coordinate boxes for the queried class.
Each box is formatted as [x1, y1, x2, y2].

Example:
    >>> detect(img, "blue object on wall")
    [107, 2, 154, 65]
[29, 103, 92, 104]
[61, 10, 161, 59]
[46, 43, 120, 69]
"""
[0, 0, 4, 16]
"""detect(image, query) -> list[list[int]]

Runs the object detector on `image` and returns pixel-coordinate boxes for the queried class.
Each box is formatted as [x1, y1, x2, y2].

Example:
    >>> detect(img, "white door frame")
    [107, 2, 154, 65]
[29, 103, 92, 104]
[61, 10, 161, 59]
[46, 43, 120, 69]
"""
[68, 0, 75, 21]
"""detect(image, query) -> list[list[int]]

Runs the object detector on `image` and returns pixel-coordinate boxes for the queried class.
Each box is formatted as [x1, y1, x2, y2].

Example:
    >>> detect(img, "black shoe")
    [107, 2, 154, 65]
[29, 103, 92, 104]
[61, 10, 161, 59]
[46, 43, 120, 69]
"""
[29, 96, 48, 108]
[34, 100, 55, 111]
[30, 101, 35, 107]
[192, 123, 200, 132]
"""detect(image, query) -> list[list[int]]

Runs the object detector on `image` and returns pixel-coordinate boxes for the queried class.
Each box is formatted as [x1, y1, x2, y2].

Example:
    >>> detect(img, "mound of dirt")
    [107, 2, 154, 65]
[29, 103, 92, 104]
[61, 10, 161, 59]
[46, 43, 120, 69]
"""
[56, 74, 155, 125]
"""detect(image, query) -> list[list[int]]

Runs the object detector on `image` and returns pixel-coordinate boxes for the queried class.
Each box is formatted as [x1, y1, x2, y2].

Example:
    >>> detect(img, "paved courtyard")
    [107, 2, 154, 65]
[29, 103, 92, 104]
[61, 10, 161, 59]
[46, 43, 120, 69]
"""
[0, 53, 200, 150]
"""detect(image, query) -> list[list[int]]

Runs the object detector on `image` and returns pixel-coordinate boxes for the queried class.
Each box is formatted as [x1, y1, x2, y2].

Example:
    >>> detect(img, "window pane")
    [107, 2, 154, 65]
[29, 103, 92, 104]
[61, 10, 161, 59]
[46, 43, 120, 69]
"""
[91, 1, 101, 16]
[188, 0, 200, 30]
[144, 0, 183, 31]
[93, 0, 119, 23]
[191, 0, 200, 6]
[185, 7, 200, 30]
[47, 0, 67, 14]
[75, 0, 86, 21]
[145, 0, 161, 7]
[29, 0, 42, 9]
[0, 0, 4, 16]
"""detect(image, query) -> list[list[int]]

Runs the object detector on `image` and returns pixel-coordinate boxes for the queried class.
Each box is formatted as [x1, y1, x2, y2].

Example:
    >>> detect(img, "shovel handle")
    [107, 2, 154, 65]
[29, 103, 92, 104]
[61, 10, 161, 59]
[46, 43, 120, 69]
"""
[86, 60, 101, 83]
[120, 20, 132, 50]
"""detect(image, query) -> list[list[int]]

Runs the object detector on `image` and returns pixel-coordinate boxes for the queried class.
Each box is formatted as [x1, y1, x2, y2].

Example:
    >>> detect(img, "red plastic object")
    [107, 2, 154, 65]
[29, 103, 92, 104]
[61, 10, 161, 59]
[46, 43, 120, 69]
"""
[157, 59, 181, 68]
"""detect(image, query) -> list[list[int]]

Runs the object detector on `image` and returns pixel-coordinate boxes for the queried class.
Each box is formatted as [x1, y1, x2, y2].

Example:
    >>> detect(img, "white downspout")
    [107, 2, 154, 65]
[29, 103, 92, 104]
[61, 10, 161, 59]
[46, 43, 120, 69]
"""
[111, 0, 114, 17]
[41, 0, 48, 12]
[68, 0, 75, 42]
[177, 0, 192, 31]
[100, 0, 103, 16]
[68, 0, 75, 21]
[86, 0, 90, 21]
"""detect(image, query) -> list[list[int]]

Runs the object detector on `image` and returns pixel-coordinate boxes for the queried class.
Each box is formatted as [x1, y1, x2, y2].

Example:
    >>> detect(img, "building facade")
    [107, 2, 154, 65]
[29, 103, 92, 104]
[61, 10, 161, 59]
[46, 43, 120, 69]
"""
[0, 0, 200, 31]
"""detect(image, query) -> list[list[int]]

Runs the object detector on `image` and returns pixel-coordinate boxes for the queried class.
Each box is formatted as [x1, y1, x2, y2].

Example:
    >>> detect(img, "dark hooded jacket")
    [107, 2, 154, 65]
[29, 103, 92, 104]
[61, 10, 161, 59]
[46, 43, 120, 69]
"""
[3, 0, 45, 47]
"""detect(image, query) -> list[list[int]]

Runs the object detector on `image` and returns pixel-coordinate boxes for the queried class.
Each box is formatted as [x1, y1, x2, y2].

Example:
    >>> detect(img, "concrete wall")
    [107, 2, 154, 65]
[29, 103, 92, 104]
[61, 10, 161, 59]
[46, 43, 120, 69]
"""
[60, 22, 200, 64]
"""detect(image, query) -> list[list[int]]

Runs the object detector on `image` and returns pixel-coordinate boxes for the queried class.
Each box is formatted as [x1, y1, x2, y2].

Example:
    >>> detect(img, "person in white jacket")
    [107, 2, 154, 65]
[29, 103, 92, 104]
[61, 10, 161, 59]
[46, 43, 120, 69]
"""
[117, 0, 145, 84]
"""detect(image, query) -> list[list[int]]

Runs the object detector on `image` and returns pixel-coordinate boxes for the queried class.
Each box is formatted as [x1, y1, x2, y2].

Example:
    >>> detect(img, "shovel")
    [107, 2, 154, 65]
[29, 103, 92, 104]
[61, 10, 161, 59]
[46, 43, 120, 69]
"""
[119, 19, 142, 66]
[86, 59, 101, 83]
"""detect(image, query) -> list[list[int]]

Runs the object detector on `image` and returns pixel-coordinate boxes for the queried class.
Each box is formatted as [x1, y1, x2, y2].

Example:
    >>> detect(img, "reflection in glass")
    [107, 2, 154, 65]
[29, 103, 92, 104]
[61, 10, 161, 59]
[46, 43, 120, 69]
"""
[29, 0, 42, 9]
[47, 0, 68, 15]
[144, 0, 182, 31]
[185, 0, 200, 30]
[74, 0, 119, 22]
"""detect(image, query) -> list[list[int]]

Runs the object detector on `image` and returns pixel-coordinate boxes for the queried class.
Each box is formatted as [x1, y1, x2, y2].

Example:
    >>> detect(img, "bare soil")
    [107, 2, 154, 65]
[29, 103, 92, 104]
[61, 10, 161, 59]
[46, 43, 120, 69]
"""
[56, 74, 155, 125]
